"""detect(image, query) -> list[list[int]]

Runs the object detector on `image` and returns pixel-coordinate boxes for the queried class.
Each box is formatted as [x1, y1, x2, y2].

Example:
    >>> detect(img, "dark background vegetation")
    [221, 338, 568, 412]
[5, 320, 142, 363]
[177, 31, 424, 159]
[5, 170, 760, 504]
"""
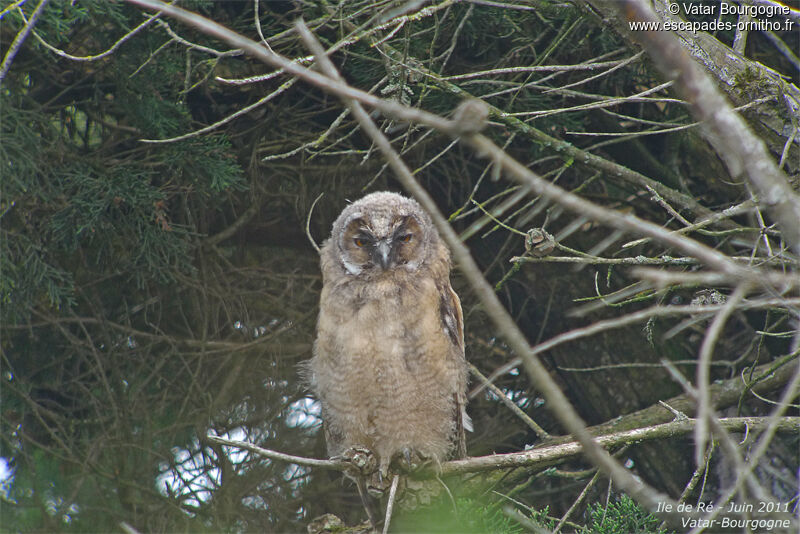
[1, 0, 798, 532]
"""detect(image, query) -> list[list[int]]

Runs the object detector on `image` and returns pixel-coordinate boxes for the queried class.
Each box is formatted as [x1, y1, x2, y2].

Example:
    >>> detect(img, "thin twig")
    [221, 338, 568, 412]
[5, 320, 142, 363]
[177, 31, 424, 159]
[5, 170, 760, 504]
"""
[306, 193, 323, 253]
[476, 299, 800, 397]
[438, 416, 798, 476]
[552, 470, 601, 534]
[141, 77, 299, 143]
[544, 51, 644, 93]
[469, 363, 550, 439]
[633, 268, 800, 289]
[18, 1, 162, 62]
[206, 435, 348, 470]
[441, 58, 639, 81]
[0, 0, 50, 84]
[510, 255, 795, 266]
[622, 200, 757, 249]
[203, 196, 264, 248]
[154, 19, 243, 57]
[694, 285, 749, 468]
[514, 81, 675, 119]
[382, 474, 400, 534]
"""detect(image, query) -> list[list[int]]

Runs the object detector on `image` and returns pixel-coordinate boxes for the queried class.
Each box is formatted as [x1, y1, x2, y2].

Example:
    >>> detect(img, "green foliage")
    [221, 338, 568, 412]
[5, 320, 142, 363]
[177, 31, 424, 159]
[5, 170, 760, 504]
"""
[0, 1, 248, 321]
[1, 98, 75, 319]
[1, 2, 256, 528]
[392, 497, 525, 534]
[529, 505, 559, 530]
[9, 0, 133, 50]
[583, 495, 673, 534]
[161, 137, 247, 193]
[0, 234, 77, 316]
[0, 100, 44, 196]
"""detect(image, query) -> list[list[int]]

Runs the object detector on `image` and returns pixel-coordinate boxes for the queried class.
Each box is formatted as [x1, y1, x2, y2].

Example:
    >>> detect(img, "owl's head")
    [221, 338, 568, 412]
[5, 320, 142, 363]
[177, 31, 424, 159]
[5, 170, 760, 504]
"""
[329, 192, 438, 276]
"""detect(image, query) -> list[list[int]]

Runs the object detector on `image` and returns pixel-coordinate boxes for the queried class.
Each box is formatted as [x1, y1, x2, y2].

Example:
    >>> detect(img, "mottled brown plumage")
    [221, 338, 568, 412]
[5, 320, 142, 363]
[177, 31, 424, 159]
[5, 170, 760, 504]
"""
[307, 192, 470, 480]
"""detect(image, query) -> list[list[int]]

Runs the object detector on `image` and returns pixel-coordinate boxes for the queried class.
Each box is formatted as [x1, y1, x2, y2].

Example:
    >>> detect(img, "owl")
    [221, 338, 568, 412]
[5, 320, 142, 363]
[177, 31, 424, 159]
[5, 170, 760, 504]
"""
[307, 191, 471, 483]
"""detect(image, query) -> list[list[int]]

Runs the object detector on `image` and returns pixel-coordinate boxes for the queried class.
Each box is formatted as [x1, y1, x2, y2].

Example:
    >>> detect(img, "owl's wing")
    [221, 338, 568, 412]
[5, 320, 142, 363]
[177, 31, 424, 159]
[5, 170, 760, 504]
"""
[440, 282, 472, 459]
[440, 283, 464, 353]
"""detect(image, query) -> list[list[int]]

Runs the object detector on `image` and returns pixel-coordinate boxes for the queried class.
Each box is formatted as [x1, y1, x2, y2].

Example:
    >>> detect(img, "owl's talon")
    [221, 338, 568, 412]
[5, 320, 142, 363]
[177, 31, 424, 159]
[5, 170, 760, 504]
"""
[391, 447, 429, 473]
[335, 446, 377, 478]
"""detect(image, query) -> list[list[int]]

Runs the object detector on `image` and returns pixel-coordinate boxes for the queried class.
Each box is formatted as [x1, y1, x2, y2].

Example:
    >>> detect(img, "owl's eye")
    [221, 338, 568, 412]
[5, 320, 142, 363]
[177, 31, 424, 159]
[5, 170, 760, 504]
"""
[354, 237, 367, 247]
[399, 234, 412, 243]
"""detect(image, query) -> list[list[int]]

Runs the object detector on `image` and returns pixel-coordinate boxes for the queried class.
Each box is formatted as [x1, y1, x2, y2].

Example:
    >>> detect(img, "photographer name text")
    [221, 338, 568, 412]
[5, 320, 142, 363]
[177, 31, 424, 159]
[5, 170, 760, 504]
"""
[656, 500, 793, 531]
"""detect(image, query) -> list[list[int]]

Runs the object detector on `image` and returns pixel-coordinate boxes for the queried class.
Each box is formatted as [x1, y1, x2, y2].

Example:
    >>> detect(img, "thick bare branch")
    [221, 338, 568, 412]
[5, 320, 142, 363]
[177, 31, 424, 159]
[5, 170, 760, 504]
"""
[439, 416, 799, 477]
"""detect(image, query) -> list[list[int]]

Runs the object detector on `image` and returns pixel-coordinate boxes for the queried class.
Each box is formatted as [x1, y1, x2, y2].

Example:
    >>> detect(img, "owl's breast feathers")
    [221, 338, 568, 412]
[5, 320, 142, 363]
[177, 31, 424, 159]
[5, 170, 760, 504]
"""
[318, 252, 457, 374]
[311, 239, 466, 465]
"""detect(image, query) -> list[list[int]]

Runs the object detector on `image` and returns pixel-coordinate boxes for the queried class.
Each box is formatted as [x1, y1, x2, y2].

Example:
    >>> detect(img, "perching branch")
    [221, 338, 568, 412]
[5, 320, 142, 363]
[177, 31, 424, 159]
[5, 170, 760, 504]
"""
[207, 416, 799, 478]
[206, 435, 348, 470]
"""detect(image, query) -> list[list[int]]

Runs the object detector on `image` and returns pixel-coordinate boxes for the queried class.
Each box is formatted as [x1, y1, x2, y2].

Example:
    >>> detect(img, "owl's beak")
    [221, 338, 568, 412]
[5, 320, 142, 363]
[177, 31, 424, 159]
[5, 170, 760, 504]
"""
[373, 240, 393, 270]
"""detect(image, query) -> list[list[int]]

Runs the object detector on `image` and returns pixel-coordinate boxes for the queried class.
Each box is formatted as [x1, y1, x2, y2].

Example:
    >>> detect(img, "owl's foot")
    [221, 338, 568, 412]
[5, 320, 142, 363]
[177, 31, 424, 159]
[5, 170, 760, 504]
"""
[333, 446, 378, 479]
[391, 447, 431, 474]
